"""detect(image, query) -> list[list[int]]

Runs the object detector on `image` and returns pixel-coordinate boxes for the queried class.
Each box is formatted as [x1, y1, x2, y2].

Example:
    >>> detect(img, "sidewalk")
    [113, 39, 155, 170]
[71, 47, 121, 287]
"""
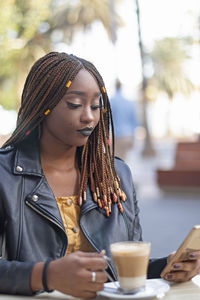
[125, 138, 200, 258]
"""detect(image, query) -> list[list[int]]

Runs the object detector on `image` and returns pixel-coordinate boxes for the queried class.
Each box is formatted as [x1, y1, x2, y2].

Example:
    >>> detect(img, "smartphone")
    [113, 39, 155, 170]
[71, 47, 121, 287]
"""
[160, 225, 200, 278]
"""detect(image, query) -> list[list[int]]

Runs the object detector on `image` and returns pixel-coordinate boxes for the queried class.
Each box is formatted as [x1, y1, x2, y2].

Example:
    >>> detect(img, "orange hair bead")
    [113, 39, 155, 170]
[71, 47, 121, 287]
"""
[83, 191, 87, 201]
[112, 193, 118, 203]
[78, 196, 83, 206]
[97, 199, 102, 208]
[118, 202, 123, 213]
[121, 191, 127, 202]
[117, 188, 122, 197]
[96, 187, 100, 198]
[103, 195, 108, 206]
[114, 179, 119, 189]
[108, 201, 112, 212]
[105, 207, 110, 217]
[93, 192, 97, 202]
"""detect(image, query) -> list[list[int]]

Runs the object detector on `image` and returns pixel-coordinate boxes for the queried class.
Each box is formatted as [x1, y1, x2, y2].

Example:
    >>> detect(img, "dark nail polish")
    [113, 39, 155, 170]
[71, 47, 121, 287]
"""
[189, 253, 195, 258]
[166, 274, 173, 280]
[173, 264, 180, 269]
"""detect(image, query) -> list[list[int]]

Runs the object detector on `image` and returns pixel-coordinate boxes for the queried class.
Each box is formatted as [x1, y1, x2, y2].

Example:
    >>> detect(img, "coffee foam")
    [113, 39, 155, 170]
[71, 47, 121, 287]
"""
[111, 243, 149, 256]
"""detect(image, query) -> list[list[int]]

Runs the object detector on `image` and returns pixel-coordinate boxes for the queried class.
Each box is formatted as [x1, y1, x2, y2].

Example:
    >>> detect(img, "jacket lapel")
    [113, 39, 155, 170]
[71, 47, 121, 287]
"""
[13, 132, 65, 231]
[25, 176, 65, 231]
[13, 132, 42, 176]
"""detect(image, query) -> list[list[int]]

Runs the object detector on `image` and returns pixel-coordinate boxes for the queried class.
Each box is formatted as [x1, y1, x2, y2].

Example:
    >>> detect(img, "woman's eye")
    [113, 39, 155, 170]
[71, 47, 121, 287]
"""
[67, 102, 81, 109]
[91, 105, 102, 110]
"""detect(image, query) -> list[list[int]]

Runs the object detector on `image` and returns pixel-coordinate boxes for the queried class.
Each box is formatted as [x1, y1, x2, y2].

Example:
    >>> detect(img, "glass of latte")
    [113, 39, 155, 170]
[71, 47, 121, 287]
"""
[110, 241, 151, 291]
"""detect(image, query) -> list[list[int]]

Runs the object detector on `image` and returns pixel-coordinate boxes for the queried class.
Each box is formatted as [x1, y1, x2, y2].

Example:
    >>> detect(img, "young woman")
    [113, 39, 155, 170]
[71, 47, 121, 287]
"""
[0, 52, 200, 297]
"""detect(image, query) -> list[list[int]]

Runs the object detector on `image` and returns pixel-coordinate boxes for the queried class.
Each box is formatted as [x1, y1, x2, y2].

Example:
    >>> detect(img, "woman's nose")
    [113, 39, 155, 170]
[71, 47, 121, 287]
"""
[80, 107, 95, 123]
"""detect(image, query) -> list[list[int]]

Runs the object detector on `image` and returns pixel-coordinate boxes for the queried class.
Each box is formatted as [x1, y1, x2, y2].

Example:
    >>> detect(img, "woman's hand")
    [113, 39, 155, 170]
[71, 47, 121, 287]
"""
[47, 251, 108, 298]
[164, 251, 200, 282]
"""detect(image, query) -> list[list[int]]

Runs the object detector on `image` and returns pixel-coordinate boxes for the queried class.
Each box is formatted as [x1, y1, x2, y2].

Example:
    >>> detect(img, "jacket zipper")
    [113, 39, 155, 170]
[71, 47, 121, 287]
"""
[26, 200, 67, 256]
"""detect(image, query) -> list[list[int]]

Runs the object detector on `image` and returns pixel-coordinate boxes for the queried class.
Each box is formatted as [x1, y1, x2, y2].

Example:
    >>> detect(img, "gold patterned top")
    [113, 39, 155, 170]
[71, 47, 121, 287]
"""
[56, 196, 95, 254]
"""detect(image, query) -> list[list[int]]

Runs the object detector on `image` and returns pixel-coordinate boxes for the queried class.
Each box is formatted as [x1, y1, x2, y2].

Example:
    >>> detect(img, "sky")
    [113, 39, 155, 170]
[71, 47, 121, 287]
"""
[1, 0, 200, 136]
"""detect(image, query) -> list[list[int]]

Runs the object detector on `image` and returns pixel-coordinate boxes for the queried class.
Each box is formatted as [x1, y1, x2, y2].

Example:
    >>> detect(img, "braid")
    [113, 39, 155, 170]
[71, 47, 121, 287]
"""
[5, 53, 83, 146]
[3, 52, 127, 215]
[75, 56, 127, 214]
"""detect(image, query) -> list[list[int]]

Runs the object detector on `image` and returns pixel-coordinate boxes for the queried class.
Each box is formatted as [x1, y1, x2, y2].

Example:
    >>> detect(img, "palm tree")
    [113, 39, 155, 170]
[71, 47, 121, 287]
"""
[147, 37, 194, 136]
[135, 0, 155, 156]
[35, 0, 123, 46]
[0, 0, 123, 110]
[149, 37, 194, 100]
[0, 0, 51, 110]
[135, 1, 194, 153]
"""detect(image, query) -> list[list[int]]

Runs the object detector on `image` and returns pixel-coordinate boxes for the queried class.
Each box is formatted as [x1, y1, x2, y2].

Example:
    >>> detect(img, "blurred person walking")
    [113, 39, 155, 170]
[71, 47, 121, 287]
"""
[110, 79, 138, 160]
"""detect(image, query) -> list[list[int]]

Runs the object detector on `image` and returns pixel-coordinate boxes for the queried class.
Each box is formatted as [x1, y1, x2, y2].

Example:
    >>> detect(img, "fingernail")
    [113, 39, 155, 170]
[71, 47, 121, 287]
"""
[173, 264, 180, 269]
[189, 253, 195, 258]
[166, 274, 173, 280]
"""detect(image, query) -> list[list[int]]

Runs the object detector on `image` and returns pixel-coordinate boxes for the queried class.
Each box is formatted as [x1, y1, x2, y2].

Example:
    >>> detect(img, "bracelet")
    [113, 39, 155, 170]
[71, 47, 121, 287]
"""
[42, 259, 53, 293]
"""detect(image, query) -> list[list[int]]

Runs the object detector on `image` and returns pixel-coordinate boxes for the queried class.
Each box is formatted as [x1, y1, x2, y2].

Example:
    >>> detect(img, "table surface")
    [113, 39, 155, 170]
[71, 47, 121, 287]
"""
[1, 275, 200, 300]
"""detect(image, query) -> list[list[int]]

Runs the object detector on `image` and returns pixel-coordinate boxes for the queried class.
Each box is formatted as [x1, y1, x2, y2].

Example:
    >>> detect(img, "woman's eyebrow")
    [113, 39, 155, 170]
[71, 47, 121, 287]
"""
[66, 91, 101, 97]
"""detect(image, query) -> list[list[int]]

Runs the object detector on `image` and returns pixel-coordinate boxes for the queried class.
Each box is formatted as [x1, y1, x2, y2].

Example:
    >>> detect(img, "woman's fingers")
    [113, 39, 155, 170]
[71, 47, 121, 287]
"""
[76, 256, 107, 271]
[167, 252, 176, 264]
[165, 250, 200, 283]
[171, 261, 196, 272]
[79, 291, 97, 299]
[86, 282, 105, 292]
[47, 251, 108, 298]
[164, 259, 200, 282]
[77, 250, 105, 257]
[186, 251, 200, 260]
[75, 251, 108, 270]
[165, 271, 190, 282]
[86, 270, 108, 284]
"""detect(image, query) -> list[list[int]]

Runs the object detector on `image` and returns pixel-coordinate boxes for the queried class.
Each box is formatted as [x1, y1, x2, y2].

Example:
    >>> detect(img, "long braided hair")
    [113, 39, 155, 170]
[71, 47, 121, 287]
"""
[3, 52, 126, 216]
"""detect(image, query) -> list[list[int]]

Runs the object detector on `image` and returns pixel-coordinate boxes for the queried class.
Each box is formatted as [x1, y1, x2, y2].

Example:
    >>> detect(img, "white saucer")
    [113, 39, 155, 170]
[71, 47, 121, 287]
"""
[97, 279, 170, 299]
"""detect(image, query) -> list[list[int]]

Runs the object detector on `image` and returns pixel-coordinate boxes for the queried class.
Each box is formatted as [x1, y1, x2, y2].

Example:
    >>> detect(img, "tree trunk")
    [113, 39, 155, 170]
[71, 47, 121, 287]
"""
[135, 0, 155, 156]
[109, 0, 117, 44]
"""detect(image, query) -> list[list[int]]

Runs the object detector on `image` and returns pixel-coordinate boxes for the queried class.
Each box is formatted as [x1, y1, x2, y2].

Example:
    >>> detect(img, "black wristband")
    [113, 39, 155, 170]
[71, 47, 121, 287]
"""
[42, 259, 53, 293]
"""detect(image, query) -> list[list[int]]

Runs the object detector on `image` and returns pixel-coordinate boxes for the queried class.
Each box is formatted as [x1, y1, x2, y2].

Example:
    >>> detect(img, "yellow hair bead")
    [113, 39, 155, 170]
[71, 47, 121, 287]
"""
[102, 86, 106, 93]
[104, 108, 107, 113]
[44, 109, 50, 115]
[66, 80, 72, 88]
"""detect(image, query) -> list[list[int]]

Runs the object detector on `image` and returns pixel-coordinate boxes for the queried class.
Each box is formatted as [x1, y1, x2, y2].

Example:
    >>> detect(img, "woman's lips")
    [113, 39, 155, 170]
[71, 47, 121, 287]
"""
[77, 127, 93, 137]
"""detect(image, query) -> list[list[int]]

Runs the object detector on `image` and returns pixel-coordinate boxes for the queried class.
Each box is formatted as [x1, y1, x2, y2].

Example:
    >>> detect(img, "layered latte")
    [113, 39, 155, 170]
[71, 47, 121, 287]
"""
[110, 242, 151, 290]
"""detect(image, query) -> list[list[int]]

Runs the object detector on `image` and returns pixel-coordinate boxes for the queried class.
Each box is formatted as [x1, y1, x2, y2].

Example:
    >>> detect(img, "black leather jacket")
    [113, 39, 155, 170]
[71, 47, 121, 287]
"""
[0, 134, 166, 295]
